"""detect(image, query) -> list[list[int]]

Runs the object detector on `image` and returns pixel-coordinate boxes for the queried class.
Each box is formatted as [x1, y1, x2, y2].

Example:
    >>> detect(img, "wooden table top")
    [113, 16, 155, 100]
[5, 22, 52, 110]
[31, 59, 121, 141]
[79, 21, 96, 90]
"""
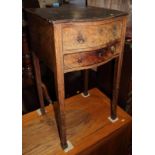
[25, 6, 127, 24]
[23, 88, 131, 155]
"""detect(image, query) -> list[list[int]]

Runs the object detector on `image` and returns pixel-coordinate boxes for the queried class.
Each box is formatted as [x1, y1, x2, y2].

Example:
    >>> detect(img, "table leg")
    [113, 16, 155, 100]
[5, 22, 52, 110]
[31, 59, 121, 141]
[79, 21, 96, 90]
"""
[54, 72, 68, 149]
[111, 56, 123, 120]
[83, 69, 89, 96]
[111, 18, 127, 120]
[53, 24, 68, 149]
[32, 52, 45, 115]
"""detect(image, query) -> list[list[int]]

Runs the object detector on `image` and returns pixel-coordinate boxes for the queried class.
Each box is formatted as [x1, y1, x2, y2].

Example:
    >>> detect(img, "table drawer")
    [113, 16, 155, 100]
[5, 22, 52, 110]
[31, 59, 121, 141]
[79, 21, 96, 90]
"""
[64, 42, 120, 71]
[62, 20, 122, 53]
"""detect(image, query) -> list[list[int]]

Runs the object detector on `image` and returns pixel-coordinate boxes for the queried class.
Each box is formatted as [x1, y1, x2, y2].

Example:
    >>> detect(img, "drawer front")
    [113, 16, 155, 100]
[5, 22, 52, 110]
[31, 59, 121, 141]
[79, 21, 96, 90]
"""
[62, 20, 122, 53]
[64, 42, 120, 71]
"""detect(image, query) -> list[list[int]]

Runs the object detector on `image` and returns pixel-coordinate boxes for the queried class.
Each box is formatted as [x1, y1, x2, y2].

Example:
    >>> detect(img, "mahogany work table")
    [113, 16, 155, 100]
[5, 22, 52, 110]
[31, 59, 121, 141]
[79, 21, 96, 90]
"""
[26, 6, 128, 150]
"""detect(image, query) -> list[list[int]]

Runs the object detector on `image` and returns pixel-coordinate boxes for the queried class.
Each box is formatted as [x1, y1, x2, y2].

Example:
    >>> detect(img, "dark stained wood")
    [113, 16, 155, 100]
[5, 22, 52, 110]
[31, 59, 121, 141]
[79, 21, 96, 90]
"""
[23, 88, 132, 155]
[26, 6, 127, 149]
[25, 6, 127, 24]
[32, 52, 45, 115]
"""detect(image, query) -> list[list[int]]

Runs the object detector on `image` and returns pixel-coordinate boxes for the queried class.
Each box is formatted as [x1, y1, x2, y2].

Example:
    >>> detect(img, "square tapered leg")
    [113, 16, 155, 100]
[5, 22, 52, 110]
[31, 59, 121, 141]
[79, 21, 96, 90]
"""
[32, 52, 45, 115]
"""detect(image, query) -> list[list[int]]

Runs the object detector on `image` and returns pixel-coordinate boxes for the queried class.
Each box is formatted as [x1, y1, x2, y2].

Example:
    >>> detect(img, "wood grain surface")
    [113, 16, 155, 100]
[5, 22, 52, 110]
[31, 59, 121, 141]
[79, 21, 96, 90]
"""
[23, 88, 131, 155]
[62, 20, 122, 53]
[25, 7, 127, 24]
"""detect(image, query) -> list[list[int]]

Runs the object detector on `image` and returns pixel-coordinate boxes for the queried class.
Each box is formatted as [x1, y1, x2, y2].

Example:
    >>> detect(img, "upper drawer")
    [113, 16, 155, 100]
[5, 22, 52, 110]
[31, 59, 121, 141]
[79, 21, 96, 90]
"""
[62, 20, 123, 53]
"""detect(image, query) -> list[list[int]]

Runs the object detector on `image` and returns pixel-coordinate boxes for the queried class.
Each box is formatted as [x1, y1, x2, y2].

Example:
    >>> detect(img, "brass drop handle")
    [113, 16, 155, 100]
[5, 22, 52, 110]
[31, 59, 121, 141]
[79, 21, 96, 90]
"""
[98, 51, 103, 57]
[77, 57, 83, 63]
[110, 46, 116, 54]
[77, 34, 85, 44]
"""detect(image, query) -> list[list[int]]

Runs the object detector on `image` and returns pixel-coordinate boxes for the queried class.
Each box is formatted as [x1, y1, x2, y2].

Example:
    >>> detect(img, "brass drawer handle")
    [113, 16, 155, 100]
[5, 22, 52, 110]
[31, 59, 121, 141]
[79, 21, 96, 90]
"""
[77, 57, 83, 63]
[98, 52, 103, 57]
[77, 34, 85, 44]
[110, 46, 116, 54]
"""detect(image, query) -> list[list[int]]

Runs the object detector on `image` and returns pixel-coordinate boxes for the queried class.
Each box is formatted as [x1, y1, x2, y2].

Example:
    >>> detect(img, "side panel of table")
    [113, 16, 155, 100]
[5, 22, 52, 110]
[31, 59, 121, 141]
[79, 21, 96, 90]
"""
[27, 13, 55, 71]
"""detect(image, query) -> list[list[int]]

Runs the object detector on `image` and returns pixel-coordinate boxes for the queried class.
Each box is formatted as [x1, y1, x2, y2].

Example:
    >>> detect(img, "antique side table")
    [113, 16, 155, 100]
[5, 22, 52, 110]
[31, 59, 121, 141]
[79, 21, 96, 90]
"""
[25, 7, 127, 149]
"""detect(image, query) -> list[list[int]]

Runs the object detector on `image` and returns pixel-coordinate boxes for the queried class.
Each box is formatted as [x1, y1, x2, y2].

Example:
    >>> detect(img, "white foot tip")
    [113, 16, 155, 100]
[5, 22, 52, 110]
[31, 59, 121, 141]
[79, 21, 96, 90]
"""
[81, 93, 90, 98]
[64, 140, 74, 152]
[108, 117, 119, 123]
[36, 109, 46, 116]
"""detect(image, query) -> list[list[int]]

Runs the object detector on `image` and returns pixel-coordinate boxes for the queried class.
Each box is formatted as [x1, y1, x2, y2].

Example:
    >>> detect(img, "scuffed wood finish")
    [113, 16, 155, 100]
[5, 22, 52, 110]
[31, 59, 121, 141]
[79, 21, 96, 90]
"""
[64, 41, 120, 72]
[25, 7, 127, 24]
[23, 88, 132, 155]
[26, 6, 127, 150]
[62, 19, 122, 53]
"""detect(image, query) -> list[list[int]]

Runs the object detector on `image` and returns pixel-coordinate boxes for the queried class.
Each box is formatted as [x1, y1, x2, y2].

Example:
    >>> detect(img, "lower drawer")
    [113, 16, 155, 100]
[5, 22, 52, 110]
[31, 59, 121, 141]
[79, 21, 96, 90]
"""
[64, 42, 120, 72]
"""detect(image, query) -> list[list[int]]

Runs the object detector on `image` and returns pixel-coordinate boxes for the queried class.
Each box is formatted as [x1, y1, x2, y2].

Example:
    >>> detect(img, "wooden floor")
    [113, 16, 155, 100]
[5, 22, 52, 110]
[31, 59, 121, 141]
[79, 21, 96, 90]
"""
[22, 88, 131, 155]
